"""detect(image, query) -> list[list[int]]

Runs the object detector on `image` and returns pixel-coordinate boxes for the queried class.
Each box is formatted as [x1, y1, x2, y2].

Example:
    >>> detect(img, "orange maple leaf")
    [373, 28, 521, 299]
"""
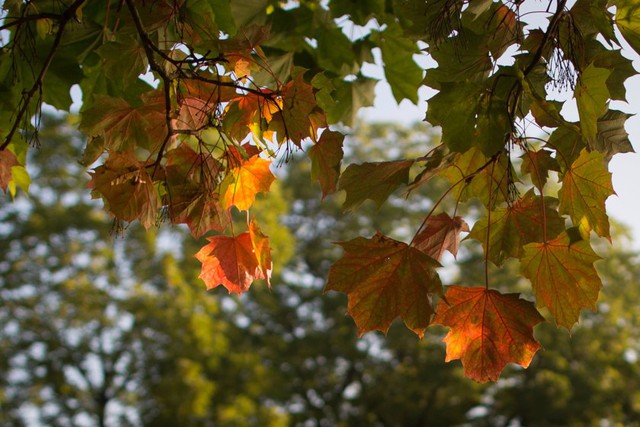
[195, 232, 266, 294]
[220, 155, 275, 211]
[432, 286, 544, 383]
[249, 219, 273, 287]
[325, 233, 443, 337]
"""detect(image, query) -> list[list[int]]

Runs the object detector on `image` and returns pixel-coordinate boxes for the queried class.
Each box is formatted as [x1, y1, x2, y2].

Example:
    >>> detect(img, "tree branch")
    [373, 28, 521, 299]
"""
[123, 0, 176, 176]
[0, 13, 63, 32]
[0, 0, 87, 151]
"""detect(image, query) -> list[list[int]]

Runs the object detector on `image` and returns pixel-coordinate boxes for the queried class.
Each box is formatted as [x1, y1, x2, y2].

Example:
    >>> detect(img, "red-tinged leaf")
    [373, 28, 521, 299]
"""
[237, 89, 280, 123]
[89, 153, 160, 229]
[180, 76, 237, 104]
[339, 160, 414, 211]
[520, 232, 603, 329]
[220, 155, 275, 211]
[195, 232, 264, 294]
[249, 219, 273, 287]
[468, 189, 565, 266]
[432, 286, 544, 383]
[0, 150, 19, 192]
[165, 144, 228, 237]
[276, 75, 317, 145]
[175, 96, 215, 130]
[521, 149, 560, 189]
[325, 233, 443, 337]
[558, 149, 614, 239]
[169, 189, 229, 238]
[308, 130, 344, 198]
[407, 145, 454, 194]
[412, 213, 469, 260]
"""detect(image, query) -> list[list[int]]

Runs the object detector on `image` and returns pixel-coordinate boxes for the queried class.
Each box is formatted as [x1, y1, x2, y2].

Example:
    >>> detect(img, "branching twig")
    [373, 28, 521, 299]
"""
[0, 13, 63, 32]
[0, 0, 87, 151]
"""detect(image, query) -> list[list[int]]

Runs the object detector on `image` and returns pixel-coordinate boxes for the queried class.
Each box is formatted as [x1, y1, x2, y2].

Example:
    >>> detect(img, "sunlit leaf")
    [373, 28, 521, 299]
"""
[220, 155, 275, 211]
[432, 286, 544, 383]
[520, 232, 602, 329]
[195, 232, 264, 294]
[558, 149, 614, 239]
[249, 219, 273, 287]
[574, 64, 611, 141]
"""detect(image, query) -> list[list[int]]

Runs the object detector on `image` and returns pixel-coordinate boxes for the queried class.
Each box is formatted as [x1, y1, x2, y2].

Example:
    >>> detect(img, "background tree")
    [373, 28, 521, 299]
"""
[3, 118, 640, 426]
[0, 116, 291, 427]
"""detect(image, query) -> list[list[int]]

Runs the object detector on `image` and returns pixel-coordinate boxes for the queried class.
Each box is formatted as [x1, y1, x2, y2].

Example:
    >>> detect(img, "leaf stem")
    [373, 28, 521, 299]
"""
[410, 152, 501, 247]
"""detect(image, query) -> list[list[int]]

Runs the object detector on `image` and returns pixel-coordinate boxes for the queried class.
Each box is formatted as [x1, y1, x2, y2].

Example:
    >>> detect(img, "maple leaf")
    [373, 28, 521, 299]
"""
[325, 233, 443, 337]
[195, 232, 265, 294]
[574, 64, 611, 141]
[432, 286, 544, 383]
[558, 149, 614, 239]
[338, 160, 414, 211]
[440, 148, 511, 206]
[164, 144, 228, 237]
[412, 213, 469, 260]
[307, 130, 344, 198]
[249, 219, 273, 287]
[468, 189, 565, 266]
[0, 150, 19, 193]
[175, 96, 215, 130]
[520, 232, 603, 329]
[594, 110, 635, 161]
[220, 155, 275, 211]
[277, 74, 318, 145]
[80, 95, 166, 152]
[520, 149, 560, 189]
[89, 152, 160, 229]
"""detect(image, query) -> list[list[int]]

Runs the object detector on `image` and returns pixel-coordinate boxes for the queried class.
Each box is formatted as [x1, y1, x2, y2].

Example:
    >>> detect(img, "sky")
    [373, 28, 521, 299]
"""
[357, 10, 640, 251]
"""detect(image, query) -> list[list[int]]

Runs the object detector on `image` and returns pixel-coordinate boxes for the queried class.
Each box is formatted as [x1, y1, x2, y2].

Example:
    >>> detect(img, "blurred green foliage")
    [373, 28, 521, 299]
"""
[1, 117, 639, 426]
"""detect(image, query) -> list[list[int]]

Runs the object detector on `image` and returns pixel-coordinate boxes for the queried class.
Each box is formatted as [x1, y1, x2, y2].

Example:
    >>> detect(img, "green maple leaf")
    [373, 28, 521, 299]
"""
[594, 110, 635, 161]
[520, 232, 602, 329]
[574, 64, 611, 141]
[338, 160, 414, 211]
[521, 149, 560, 189]
[325, 233, 442, 337]
[370, 20, 423, 104]
[558, 149, 614, 239]
[614, 0, 640, 57]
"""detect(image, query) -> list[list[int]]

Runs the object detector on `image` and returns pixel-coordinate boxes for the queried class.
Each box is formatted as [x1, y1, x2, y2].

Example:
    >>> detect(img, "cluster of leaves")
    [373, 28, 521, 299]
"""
[0, 0, 638, 382]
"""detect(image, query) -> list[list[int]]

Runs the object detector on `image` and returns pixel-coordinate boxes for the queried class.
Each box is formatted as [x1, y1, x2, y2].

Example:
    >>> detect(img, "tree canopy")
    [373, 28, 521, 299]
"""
[0, 0, 638, 382]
